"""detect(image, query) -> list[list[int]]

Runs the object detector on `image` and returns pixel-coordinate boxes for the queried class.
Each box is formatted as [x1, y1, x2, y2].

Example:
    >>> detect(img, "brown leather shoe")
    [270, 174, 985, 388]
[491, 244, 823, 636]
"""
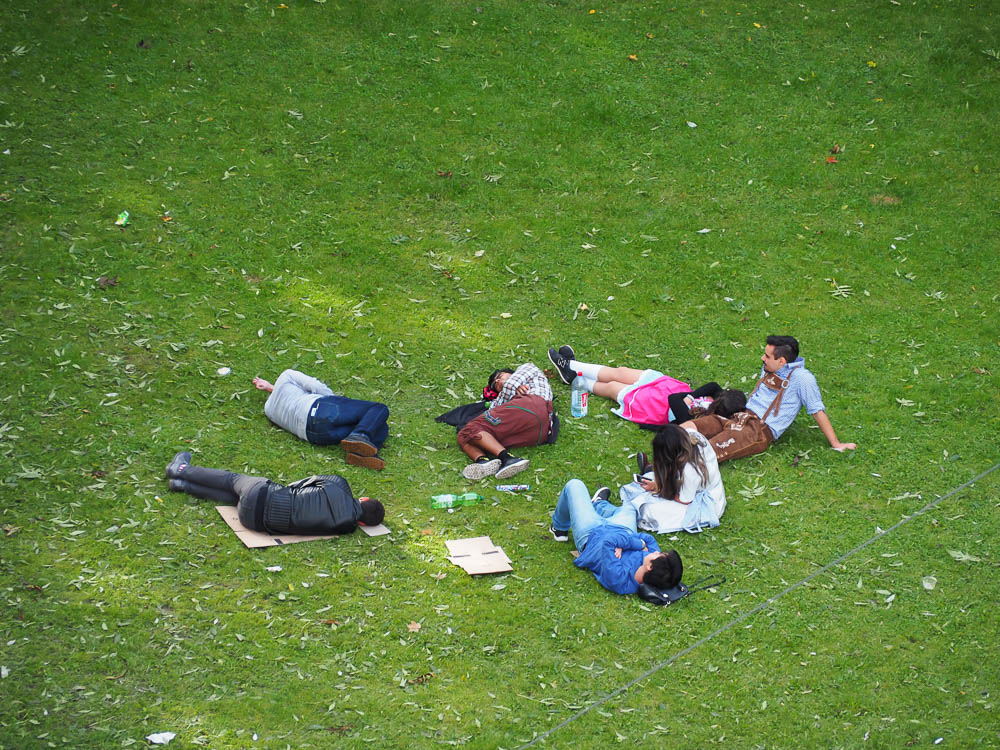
[341, 434, 378, 457]
[346, 452, 385, 471]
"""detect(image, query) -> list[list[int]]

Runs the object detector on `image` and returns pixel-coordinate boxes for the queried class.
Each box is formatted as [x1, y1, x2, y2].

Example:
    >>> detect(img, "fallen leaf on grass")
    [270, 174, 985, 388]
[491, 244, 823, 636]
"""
[627, 54, 638, 62]
[947, 549, 981, 563]
[407, 621, 421, 632]
[830, 144, 841, 154]
[826, 156, 838, 164]
[98, 276, 118, 289]
[436, 170, 452, 178]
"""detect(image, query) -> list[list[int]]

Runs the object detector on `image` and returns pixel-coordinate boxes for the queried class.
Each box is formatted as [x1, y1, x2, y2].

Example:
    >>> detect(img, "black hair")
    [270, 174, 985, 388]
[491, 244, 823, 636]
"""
[706, 389, 747, 418]
[644, 549, 683, 588]
[651, 424, 708, 500]
[766, 335, 799, 363]
[359, 498, 385, 526]
[488, 368, 514, 392]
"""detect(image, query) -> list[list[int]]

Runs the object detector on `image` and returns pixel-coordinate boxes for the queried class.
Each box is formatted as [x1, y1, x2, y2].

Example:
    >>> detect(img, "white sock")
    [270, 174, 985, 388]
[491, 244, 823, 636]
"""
[568, 360, 602, 380]
[581, 376, 597, 393]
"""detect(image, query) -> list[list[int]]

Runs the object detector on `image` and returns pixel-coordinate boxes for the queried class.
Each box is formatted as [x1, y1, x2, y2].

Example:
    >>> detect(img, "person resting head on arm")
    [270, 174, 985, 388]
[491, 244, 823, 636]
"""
[548, 478, 682, 595]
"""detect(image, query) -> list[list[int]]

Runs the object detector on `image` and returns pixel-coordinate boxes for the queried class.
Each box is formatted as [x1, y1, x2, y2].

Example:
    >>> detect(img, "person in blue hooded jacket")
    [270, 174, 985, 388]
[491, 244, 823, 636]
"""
[549, 478, 682, 595]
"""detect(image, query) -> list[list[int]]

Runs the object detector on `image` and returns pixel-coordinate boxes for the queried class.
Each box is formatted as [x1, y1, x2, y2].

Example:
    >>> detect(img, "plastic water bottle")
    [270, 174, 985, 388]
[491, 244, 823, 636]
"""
[571, 372, 588, 418]
[430, 492, 484, 509]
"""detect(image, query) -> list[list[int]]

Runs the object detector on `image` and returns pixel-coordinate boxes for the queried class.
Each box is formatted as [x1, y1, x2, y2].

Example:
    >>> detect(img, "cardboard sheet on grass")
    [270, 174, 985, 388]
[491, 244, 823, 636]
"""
[446, 536, 512, 575]
[216, 505, 390, 548]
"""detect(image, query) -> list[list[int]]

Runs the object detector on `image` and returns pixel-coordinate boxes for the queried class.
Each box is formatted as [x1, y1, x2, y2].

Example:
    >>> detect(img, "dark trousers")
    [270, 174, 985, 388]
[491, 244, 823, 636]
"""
[177, 465, 269, 529]
[306, 396, 389, 449]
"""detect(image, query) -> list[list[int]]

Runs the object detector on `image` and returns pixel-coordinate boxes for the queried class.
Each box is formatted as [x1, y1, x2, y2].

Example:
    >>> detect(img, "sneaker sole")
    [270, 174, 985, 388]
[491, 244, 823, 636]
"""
[549, 526, 569, 542]
[346, 452, 385, 471]
[341, 438, 378, 457]
[547, 348, 574, 385]
[462, 458, 501, 480]
[495, 459, 529, 480]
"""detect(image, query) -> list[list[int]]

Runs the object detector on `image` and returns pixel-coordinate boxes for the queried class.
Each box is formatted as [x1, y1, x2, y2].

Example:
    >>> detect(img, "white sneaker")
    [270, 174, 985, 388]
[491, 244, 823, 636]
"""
[462, 458, 501, 480]
[495, 455, 529, 480]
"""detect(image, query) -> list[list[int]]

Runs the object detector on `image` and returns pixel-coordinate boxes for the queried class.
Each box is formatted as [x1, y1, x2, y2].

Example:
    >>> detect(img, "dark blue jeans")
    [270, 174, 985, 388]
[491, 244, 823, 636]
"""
[306, 395, 389, 449]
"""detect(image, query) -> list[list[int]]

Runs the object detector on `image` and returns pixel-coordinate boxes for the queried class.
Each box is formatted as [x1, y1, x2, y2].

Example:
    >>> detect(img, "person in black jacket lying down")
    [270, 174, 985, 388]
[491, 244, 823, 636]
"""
[164, 451, 384, 534]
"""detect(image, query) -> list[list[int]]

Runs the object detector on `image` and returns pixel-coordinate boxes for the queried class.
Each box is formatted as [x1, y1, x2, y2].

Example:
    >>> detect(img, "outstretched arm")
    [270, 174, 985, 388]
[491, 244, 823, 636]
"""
[812, 410, 856, 452]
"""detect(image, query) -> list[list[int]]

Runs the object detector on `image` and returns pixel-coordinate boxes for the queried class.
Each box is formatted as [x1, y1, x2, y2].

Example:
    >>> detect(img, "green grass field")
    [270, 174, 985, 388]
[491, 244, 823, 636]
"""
[2, 1, 998, 747]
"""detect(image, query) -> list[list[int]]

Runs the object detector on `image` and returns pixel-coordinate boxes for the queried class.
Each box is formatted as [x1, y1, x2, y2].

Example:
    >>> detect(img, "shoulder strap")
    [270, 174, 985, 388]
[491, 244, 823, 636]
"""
[758, 372, 793, 422]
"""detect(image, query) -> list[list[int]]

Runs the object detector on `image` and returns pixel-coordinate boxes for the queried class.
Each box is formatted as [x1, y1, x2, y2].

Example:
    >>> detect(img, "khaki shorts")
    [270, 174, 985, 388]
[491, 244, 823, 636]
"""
[689, 411, 774, 463]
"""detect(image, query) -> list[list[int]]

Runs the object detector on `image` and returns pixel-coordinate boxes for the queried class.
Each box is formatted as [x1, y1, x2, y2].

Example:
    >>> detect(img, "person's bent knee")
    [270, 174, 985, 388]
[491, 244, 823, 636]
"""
[457, 430, 483, 448]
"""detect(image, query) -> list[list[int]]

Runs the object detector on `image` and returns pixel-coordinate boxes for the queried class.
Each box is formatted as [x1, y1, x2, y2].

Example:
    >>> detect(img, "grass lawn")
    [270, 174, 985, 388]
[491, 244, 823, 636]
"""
[2, 0, 998, 747]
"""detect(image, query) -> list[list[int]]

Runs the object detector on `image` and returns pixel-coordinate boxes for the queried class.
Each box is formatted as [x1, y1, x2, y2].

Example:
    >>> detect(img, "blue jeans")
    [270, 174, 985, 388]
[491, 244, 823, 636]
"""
[550, 478, 638, 550]
[306, 396, 389, 449]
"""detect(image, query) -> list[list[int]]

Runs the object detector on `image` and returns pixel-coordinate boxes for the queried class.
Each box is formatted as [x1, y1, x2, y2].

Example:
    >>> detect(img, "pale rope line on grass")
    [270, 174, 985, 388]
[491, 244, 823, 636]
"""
[517, 461, 1000, 749]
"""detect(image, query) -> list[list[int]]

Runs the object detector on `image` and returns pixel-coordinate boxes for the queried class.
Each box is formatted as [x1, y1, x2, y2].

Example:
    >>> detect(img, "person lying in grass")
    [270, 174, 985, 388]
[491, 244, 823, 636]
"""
[549, 478, 683, 595]
[626, 423, 726, 534]
[458, 363, 554, 481]
[164, 451, 384, 534]
[681, 335, 856, 462]
[253, 369, 389, 471]
[547, 345, 746, 426]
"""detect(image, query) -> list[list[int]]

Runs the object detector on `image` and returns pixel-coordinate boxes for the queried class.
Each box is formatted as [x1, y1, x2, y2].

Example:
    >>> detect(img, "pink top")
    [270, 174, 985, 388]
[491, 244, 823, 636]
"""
[617, 375, 691, 424]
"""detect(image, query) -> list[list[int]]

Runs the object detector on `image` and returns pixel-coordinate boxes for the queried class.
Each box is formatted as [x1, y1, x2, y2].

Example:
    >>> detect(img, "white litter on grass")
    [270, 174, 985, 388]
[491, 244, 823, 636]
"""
[1, 666, 9, 679]
[686, 121, 697, 128]
[146, 732, 176, 745]
[217, 367, 231, 376]
[266, 565, 282, 572]
[922, 576, 937, 590]
[696, 228, 711, 234]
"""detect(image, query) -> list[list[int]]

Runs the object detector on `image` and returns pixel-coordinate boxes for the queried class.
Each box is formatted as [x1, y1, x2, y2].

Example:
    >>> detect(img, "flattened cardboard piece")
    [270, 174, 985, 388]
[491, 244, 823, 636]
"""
[445, 535, 513, 575]
[215, 506, 390, 548]
[360, 523, 391, 537]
